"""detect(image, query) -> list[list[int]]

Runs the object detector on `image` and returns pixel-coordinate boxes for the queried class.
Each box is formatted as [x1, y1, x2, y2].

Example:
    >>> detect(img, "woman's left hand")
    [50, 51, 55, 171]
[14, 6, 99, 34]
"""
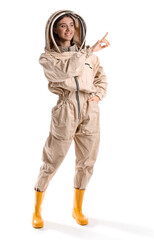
[88, 95, 100, 103]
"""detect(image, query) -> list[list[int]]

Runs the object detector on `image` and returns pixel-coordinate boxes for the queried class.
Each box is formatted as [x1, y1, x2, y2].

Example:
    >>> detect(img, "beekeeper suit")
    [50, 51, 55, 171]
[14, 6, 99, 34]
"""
[32, 9, 108, 228]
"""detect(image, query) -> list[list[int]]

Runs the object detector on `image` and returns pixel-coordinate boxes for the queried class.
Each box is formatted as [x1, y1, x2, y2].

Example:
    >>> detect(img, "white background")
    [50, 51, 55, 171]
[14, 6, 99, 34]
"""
[0, 0, 154, 239]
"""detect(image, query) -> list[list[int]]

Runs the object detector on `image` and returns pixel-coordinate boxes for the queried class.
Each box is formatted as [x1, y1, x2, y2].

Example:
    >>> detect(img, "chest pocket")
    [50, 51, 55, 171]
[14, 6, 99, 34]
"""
[84, 62, 94, 82]
[85, 62, 93, 69]
[78, 62, 94, 87]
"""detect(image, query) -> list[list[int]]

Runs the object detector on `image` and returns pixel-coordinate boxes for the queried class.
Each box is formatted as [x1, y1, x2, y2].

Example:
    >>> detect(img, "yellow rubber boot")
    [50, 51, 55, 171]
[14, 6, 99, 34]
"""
[32, 190, 45, 228]
[72, 188, 88, 225]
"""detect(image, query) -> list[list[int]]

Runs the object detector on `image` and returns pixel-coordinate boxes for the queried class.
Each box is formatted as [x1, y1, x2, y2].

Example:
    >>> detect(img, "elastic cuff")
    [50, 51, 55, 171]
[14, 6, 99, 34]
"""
[80, 45, 93, 58]
[34, 187, 41, 192]
[95, 93, 103, 101]
[86, 45, 93, 58]
[87, 45, 93, 57]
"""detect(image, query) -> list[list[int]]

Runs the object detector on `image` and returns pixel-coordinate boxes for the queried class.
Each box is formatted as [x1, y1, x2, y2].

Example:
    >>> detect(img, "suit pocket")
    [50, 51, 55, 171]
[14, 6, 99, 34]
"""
[51, 100, 64, 116]
[90, 100, 99, 110]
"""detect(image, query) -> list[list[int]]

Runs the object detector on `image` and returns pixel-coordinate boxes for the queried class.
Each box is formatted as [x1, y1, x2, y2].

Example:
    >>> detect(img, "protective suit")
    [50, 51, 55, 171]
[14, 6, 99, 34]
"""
[34, 9, 108, 192]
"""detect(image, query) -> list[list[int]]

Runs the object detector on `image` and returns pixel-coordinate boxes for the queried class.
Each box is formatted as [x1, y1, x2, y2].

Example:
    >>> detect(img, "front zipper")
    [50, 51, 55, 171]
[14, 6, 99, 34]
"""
[74, 76, 80, 120]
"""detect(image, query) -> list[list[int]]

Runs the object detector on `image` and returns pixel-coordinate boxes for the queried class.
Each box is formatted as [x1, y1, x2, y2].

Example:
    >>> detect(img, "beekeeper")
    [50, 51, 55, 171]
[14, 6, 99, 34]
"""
[32, 9, 110, 228]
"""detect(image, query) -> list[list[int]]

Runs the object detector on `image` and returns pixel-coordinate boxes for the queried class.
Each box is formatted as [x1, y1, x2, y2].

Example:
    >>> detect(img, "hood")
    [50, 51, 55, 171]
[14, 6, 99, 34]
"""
[44, 9, 87, 53]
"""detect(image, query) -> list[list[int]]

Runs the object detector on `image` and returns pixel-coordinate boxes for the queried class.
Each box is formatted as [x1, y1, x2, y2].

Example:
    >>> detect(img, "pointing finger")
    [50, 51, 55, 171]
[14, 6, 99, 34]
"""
[101, 32, 108, 40]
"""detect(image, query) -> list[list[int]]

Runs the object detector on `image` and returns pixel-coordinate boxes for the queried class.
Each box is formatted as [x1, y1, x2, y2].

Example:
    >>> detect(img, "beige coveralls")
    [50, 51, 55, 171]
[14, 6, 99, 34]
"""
[34, 10, 108, 192]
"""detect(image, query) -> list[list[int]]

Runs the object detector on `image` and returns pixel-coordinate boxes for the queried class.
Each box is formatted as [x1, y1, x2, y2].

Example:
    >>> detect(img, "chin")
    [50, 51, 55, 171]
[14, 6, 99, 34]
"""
[63, 37, 73, 41]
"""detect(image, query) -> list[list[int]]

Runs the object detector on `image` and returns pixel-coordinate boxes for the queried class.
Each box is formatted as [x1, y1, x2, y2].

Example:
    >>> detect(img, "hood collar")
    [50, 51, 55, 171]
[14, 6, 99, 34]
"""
[44, 9, 87, 53]
[51, 43, 79, 53]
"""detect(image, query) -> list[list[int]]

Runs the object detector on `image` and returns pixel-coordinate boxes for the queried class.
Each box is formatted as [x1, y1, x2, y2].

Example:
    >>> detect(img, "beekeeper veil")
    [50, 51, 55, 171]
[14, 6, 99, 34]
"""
[44, 9, 87, 53]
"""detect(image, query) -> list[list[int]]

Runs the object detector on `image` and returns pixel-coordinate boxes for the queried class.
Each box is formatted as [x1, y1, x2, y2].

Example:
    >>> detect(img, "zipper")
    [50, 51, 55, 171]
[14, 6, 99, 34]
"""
[74, 76, 80, 120]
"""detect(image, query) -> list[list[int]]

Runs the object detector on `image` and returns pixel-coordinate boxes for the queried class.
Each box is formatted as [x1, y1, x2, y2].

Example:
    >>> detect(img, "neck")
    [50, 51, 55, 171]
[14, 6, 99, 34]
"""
[58, 40, 71, 47]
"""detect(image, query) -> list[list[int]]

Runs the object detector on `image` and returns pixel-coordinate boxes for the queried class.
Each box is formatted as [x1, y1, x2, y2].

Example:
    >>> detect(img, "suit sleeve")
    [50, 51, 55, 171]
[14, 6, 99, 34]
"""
[93, 56, 108, 101]
[39, 47, 92, 83]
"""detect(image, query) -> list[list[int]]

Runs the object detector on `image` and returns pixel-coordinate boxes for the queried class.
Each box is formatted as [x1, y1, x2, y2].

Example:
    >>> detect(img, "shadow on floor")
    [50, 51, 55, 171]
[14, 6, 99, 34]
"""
[89, 218, 154, 238]
[35, 217, 154, 240]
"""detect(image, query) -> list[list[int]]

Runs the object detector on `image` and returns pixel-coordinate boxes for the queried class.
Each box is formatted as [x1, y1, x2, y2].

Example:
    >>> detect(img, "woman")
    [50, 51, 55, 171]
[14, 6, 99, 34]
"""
[32, 9, 110, 228]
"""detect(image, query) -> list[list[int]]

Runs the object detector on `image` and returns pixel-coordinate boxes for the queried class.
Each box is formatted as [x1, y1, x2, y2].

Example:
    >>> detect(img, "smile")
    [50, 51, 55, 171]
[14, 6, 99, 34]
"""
[65, 33, 72, 36]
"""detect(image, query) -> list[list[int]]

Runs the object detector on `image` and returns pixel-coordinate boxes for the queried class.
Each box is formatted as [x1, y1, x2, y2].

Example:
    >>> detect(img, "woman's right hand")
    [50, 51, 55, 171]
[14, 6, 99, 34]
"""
[90, 32, 110, 52]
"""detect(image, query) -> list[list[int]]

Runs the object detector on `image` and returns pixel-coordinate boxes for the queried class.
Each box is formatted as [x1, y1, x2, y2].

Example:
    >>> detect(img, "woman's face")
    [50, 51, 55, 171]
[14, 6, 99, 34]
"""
[54, 17, 75, 43]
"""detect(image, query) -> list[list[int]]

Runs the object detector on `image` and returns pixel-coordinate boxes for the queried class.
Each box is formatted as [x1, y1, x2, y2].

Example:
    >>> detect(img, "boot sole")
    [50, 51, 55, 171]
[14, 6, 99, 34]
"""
[32, 223, 44, 228]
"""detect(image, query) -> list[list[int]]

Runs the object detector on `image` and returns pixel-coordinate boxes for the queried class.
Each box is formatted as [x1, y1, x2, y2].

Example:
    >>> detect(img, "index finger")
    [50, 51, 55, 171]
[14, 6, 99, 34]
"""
[101, 32, 108, 40]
